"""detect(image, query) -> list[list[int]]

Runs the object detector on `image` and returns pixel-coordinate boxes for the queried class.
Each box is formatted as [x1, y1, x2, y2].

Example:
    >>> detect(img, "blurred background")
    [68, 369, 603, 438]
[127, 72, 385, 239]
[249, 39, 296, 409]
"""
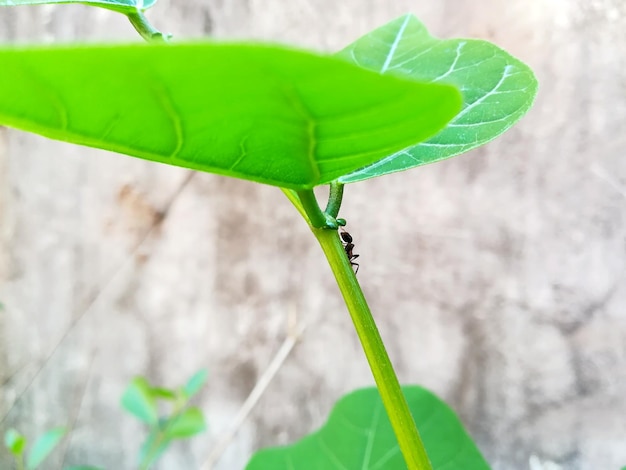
[1, 0, 625, 468]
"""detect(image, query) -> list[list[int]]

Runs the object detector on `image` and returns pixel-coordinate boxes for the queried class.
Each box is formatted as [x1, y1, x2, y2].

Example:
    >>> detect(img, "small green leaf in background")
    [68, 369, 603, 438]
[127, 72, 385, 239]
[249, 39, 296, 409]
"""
[0, 43, 461, 189]
[150, 387, 178, 401]
[182, 369, 208, 399]
[246, 386, 490, 470]
[4, 428, 26, 456]
[0, 0, 157, 14]
[121, 377, 158, 425]
[26, 426, 66, 470]
[166, 407, 206, 439]
[337, 14, 538, 183]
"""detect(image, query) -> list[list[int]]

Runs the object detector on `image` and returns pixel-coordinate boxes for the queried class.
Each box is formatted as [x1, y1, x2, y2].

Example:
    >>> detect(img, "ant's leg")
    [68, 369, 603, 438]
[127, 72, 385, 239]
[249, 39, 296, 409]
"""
[352, 262, 360, 275]
[350, 255, 360, 275]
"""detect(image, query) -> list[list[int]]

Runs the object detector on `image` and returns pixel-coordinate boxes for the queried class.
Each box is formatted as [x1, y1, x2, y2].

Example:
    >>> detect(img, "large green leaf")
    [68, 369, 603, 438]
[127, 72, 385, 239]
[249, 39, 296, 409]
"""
[337, 14, 538, 183]
[0, 0, 157, 14]
[246, 386, 490, 470]
[0, 43, 461, 189]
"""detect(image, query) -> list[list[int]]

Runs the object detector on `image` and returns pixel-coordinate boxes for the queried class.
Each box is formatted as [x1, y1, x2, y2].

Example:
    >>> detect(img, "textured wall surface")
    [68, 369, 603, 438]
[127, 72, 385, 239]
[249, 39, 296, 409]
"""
[1, 1, 625, 469]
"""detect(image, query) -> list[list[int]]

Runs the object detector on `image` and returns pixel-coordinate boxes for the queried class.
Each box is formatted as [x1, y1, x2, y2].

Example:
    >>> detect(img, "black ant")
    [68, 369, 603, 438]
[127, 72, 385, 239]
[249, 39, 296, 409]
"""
[339, 227, 360, 274]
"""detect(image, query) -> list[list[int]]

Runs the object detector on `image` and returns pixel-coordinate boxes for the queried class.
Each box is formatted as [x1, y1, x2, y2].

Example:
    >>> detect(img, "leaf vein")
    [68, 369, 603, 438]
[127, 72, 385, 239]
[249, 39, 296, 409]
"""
[453, 64, 513, 121]
[281, 85, 319, 180]
[361, 403, 382, 469]
[387, 44, 436, 71]
[228, 136, 250, 171]
[318, 436, 349, 470]
[432, 41, 467, 82]
[380, 14, 411, 73]
[448, 114, 513, 127]
[151, 83, 184, 159]
[371, 444, 401, 470]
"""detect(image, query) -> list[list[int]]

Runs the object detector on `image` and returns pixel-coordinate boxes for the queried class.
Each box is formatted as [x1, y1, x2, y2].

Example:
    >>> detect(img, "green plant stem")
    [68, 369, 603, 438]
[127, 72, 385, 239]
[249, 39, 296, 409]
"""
[139, 432, 162, 470]
[15, 455, 24, 470]
[139, 422, 170, 469]
[127, 11, 169, 43]
[296, 189, 327, 228]
[139, 399, 185, 470]
[324, 181, 344, 219]
[313, 228, 433, 470]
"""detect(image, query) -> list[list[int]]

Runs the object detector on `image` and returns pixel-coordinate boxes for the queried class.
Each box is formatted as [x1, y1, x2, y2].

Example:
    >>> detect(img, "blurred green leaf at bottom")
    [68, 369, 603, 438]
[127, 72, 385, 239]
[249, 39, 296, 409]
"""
[247, 385, 490, 469]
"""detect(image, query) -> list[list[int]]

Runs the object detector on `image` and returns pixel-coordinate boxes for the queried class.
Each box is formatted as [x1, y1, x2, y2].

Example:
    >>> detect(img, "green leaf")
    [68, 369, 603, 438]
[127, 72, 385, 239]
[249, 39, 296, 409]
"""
[165, 407, 206, 439]
[0, 43, 461, 190]
[246, 386, 490, 470]
[337, 14, 538, 183]
[4, 428, 26, 456]
[26, 427, 66, 470]
[0, 0, 157, 14]
[182, 369, 208, 399]
[150, 387, 178, 401]
[121, 377, 158, 425]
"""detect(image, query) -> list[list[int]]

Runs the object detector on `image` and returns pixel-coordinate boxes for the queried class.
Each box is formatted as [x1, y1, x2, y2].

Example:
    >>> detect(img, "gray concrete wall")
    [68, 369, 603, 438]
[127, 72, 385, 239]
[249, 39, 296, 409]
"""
[1, 0, 625, 469]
